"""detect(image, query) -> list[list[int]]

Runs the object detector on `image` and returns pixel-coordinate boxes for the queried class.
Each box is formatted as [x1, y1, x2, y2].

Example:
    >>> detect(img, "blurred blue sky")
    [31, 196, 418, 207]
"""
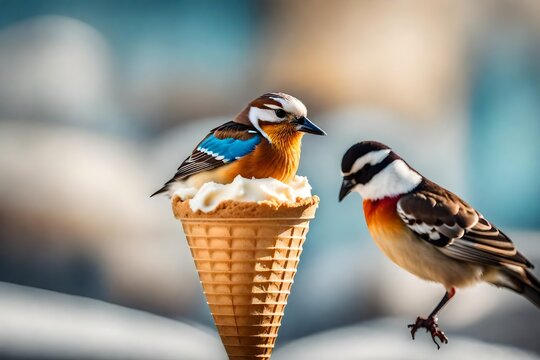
[470, 30, 540, 228]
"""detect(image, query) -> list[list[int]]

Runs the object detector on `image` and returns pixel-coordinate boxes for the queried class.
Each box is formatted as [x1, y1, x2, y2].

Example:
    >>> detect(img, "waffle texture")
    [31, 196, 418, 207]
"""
[173, 196, 319, 359]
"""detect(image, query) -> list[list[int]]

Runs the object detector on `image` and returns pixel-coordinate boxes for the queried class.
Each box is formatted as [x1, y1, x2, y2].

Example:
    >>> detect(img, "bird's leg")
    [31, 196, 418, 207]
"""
[408, 288, 455, 349]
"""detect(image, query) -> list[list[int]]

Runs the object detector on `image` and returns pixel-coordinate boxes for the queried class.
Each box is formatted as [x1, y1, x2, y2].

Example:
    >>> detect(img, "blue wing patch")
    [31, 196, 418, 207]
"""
[151, 125, 262, 195]
[197, 134, 261, 162]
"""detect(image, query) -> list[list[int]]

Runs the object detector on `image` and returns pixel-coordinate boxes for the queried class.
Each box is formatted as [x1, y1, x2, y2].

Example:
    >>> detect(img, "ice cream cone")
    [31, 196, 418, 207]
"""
[173, 196, 319, 360]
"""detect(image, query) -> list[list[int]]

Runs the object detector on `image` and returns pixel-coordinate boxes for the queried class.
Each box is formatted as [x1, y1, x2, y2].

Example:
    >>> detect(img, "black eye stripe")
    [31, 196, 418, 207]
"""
[354, 155, 398, 185]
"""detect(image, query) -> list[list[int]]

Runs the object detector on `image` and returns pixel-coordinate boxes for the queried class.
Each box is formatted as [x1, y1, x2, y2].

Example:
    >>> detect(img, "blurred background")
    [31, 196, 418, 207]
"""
[0, 0, 539, 359]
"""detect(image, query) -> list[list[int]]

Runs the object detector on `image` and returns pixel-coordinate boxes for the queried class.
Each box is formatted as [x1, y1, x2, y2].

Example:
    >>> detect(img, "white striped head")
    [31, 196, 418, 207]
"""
[339, 141, 422, 201]
[234, 92, 326, 141]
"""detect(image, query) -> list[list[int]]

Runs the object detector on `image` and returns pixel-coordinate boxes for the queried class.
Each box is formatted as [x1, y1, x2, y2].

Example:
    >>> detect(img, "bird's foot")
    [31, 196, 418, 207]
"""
[408, 316, 448, 349]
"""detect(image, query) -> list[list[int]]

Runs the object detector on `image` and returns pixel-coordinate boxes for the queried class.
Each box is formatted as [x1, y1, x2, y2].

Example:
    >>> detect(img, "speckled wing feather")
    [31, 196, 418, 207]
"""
[151, 121, 261, 196]
[397, 181, 533, 269]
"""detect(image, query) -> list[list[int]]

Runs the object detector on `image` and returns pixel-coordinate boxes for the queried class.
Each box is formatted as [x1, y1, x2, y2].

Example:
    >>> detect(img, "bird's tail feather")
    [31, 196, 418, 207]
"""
[498, 267, 540, 308]
[150, 184, 169, 197]
[522, 269, 540, 307]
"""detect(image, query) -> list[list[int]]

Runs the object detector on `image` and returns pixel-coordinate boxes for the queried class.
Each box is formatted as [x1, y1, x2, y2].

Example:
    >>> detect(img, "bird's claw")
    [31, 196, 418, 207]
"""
[408, 316, 448, 349]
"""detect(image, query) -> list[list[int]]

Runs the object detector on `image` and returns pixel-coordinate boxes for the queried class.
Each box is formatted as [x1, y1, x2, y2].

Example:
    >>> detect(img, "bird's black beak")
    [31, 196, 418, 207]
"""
[295, 116, 327, 136]
[339, 179, 354, 202]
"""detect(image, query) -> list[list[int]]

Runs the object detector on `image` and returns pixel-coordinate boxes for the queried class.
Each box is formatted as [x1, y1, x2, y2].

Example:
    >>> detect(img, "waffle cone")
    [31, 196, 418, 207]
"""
[173, 196, 319, 360]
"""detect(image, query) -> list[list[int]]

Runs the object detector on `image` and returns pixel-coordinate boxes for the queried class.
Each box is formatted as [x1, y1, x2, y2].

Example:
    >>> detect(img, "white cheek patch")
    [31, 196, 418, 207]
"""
[248, 106, 280, 142]
[342, 149, 391, 176]
[354, 160, 422, 200]
[249, 106, 279, 123]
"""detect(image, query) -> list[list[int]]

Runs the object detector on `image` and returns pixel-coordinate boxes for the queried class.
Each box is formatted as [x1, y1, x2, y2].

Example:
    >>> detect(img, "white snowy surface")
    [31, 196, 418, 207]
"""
[0, 282, 226, 360]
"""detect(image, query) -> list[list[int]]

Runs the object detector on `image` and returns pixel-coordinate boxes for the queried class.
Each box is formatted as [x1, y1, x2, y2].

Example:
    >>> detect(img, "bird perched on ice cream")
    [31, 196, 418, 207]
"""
[339, 141, 539, 348]
[152, 92, 326, 197]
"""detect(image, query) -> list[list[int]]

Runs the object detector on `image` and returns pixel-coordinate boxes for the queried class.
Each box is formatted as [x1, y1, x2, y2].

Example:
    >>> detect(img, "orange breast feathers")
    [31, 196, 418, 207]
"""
[224, 123, 303, 183]
[363, 197, 405, 237]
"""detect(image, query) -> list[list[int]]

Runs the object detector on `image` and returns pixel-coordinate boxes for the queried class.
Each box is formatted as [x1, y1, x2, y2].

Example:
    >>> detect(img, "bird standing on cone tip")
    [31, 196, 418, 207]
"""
[151, 92, 326, 197]
[339, 141, 540, 349]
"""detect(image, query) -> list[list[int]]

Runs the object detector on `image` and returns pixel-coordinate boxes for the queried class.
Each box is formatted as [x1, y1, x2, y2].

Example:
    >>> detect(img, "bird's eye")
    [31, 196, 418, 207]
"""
[361, 164, 372, 173]
[274, 109, 286, 118]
